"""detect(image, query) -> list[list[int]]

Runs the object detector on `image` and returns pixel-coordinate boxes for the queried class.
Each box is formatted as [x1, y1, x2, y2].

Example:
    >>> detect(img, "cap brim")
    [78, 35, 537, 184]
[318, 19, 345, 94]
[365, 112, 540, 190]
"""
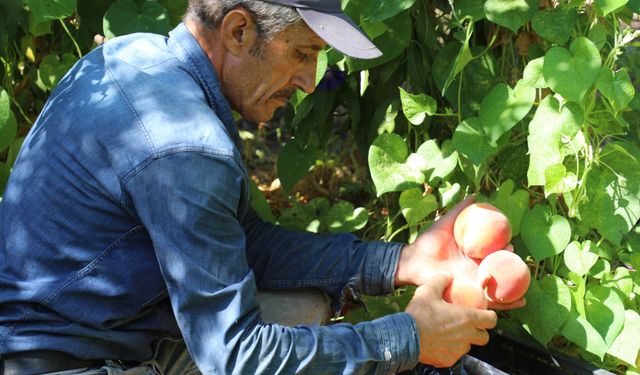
[297, 9, 382, 60]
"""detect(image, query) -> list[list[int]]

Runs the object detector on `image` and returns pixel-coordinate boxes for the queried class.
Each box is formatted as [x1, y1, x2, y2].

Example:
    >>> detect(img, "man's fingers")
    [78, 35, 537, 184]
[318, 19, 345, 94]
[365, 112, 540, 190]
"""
[469, 328, 490, 346]
[488, 297, 526, 310]
[422, 272, 453, 296]
[475, 309, 498, 330]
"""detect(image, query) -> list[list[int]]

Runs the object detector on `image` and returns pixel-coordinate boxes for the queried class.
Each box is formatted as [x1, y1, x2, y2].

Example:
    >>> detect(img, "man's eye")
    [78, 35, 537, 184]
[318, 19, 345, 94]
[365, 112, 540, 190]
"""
[296, 50, 310, 62]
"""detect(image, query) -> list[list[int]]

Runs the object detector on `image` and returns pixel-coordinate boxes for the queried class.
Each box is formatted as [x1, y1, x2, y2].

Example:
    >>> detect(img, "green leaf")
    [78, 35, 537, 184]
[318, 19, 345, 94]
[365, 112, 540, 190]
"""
[479, 81, 535, 144]
[157, 0, 187, 25]
[368, 133, 424, 196]
[36, 53, 78, 92]
[585, 286, 625, 349]
[249, 180, 275, 222]
[561, 311, 608, 360]
[596, 68, 635, 113]
[315, 50, 329, 86]
[490, 179, 529, 236]
[361, 0, 417, 22]
[325, 201, 368, 233]
[544, 163, 578, 197]
[522, 57, 548, 89]
[452, 0, 485, 21]
[0, 89, 17, 151]
[563, 241, 599, 276]
[24, 0, 77, 23]
[602, 267, 635, 298]
[531, 7, 577, 45]
[277, 138, 317, 193]
[629, 0, 640, 11]
[415, 139, 459, 185]
[399, 189, 437, 225]
[608, 310, 640, 367]
[521, 204, 571, 262]
[103, 0, 172, 39]
[346, 10, 412, 72]
[527, 95, 583, 186]
[484, 0, 539, 33]
[515, 275, 572, 345]
[452, 117, 498, 166]
[399, 87, 437, 125]
[588, 23, 608, 50]
[278, 198, 330, 233]
[543, 37, 602, 103]
[580, 142, 640, 244]
[439, 182, 462, 209]
[590, 258, 611, 279]
[441, 23, 474, 95]
[594, 0, 629, 15]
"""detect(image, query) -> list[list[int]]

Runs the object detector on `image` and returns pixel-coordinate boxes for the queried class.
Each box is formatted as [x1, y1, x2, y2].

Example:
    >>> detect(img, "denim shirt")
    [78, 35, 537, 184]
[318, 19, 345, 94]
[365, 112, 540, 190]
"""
[0, 23, 420, 374]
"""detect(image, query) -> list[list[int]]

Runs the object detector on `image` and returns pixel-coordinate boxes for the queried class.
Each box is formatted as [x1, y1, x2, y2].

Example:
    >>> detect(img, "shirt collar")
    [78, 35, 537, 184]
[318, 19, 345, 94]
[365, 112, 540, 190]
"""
[167, 22, 243, 152]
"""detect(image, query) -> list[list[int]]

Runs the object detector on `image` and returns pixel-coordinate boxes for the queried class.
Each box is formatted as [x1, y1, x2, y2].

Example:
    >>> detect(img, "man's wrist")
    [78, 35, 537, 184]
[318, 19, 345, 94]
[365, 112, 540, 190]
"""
[394, 244, 419, 287]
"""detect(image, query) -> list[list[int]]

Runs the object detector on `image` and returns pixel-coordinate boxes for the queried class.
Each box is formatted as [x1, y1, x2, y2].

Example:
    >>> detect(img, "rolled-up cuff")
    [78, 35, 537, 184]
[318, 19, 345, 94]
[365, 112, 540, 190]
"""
[362, 241, 405, 296]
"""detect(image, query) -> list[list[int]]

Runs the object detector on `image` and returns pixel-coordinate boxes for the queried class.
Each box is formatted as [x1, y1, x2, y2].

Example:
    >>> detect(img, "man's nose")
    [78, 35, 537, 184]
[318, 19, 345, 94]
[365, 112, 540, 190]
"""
[291, 64, 317, 94]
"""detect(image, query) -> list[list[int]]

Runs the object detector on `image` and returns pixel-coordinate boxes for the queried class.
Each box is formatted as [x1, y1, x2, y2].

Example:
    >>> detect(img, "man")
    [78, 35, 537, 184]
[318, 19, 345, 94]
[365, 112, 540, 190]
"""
[0, 1, 521, 374]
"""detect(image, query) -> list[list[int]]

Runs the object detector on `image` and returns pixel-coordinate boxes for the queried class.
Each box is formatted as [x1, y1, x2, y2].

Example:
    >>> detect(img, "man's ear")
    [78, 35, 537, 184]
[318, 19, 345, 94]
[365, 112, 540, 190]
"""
[219, 8, 258, 56]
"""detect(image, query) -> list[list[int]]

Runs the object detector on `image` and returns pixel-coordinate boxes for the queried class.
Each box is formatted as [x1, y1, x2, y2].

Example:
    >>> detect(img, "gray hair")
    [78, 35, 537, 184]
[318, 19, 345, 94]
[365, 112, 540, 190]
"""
[185, 0, 303, 53]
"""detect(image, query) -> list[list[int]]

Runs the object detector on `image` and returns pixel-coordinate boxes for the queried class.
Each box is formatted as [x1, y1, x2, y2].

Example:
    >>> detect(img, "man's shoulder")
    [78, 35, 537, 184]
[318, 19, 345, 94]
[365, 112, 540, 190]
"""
[100, 34, 241, 160]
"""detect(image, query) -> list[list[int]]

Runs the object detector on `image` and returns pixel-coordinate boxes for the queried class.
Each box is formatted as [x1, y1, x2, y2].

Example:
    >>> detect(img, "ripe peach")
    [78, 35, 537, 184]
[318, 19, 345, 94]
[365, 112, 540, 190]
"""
[443, 277, 488, 309]
[454, 203, 512, 259]
[477, 250, 530, 303]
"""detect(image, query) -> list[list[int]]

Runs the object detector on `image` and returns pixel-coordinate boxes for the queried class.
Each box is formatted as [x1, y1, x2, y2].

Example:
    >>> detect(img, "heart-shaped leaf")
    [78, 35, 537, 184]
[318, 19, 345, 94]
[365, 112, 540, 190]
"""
[561, 310, 608, 360]
[484, 0, 539, 32]
[326, 201, 368, 233]
[399, 189, 437, 225]
[515, 275, 572, 345]
[368, 133, 425, 196]
[580, 142, 640, 245]
[563, 241, 600, 276]
[479, 81, 536, 144]
[399, 87, 437, 125]
[544, 163, 578, 197]
[521, 204, 572, 261]
[103, 0, 172, 39]
[490, 179, 529, 236]
[24, 0, 77, 23]
[415, 139, 458, 185]
[607, 310, 640, 367]
[596, 68, 635, 113]
[527, 95, 583, 186]
[532, 7, 577, 45]
[522, 57, 548, 89]
[585, 286, 625, 349]
[36, 53, 78, 92]
[543, 37, 602, 103]
[0, 89, 17, 151]
[452, 117, 498, 165]
[277, 138, 317, 193]
[594, 0, 629, 15]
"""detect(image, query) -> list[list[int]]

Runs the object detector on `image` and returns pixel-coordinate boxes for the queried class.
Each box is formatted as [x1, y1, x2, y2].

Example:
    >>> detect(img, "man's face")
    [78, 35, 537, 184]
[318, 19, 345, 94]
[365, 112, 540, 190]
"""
[223, 23, 326, 122]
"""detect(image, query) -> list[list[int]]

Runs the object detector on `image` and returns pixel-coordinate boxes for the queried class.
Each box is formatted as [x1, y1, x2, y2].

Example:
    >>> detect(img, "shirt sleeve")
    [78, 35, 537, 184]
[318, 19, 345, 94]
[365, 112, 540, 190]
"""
[124, 151, 420, 374]
[241, 208, 405, 306]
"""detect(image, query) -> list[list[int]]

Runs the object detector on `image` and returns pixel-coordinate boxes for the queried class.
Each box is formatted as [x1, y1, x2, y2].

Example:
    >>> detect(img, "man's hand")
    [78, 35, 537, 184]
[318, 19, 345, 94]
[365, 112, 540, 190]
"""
[395, 197, 526, 310]
[405, 273, 497, 367]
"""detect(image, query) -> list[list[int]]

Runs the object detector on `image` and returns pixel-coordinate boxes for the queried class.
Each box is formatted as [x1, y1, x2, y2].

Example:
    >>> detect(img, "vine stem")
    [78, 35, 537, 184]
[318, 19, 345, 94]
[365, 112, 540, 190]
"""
[59, 19, 83, 58]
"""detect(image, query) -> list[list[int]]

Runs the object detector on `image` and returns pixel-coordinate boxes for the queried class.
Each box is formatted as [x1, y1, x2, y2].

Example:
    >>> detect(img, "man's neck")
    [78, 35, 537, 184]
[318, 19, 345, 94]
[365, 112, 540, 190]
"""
[184, 19, 225, 84]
